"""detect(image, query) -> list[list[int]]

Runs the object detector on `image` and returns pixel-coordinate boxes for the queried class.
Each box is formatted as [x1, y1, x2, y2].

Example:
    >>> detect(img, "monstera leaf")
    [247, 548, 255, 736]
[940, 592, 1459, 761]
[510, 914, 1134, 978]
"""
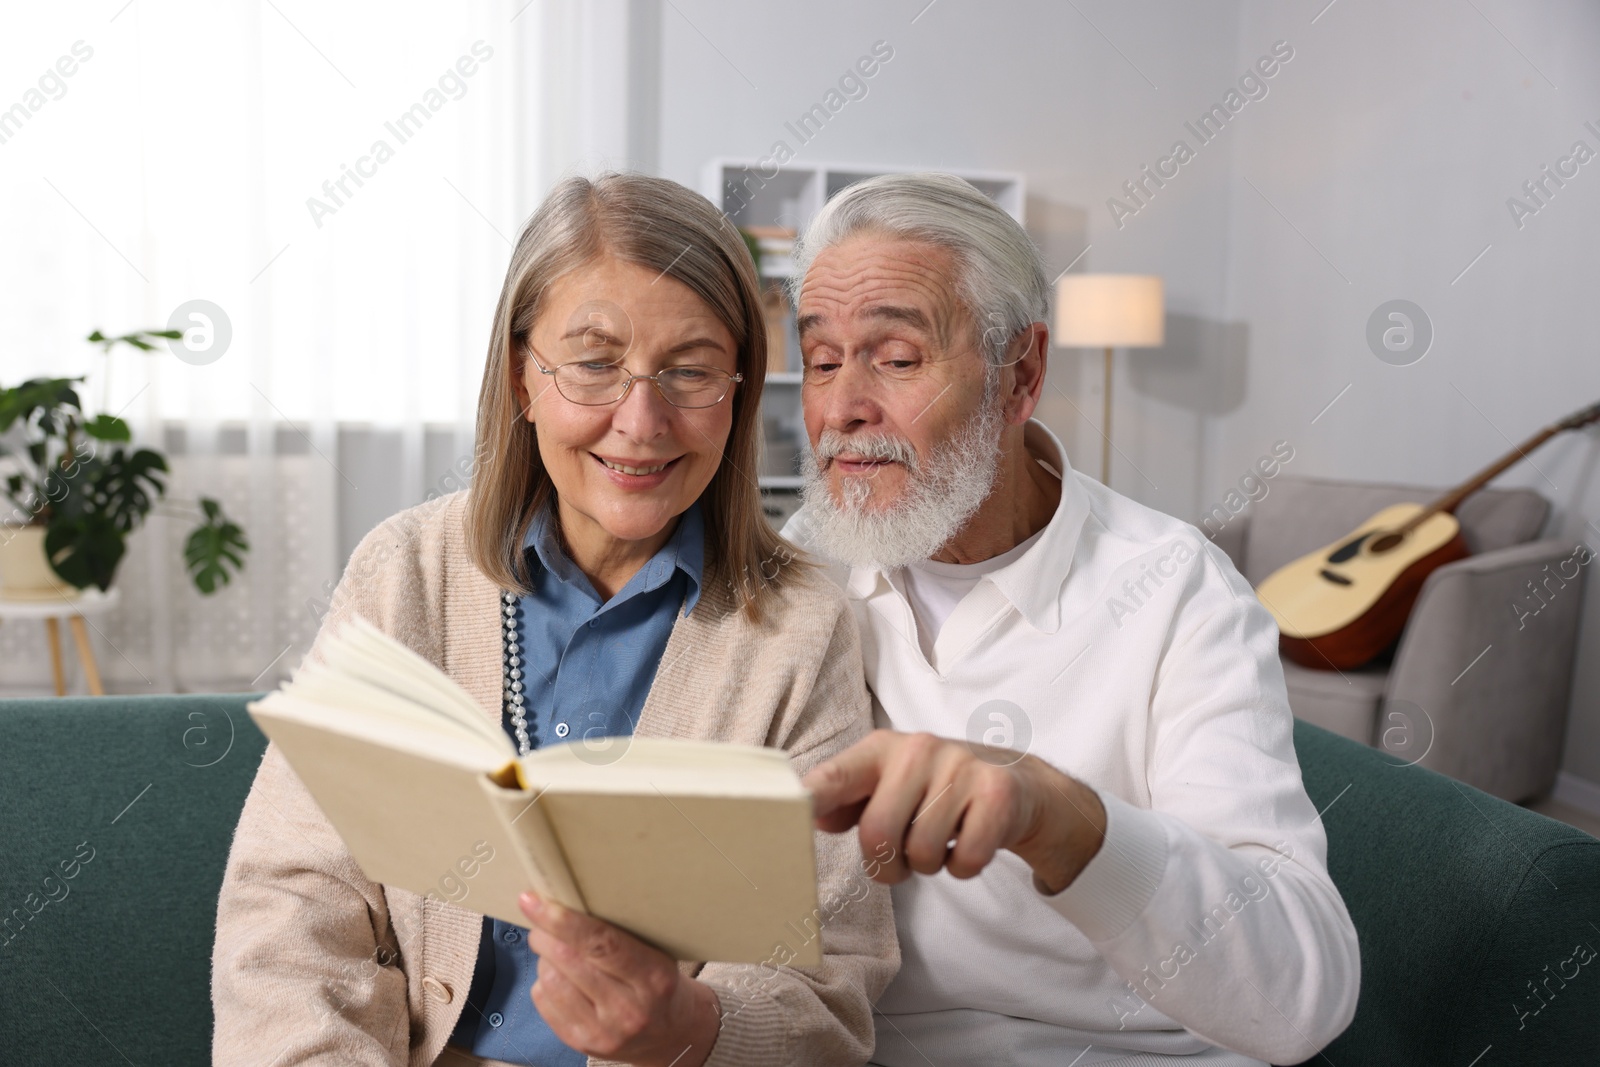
[0, 376, 83, 437]
[183, 497, 249, 594]
[44, 512, 126, 592]
[43, 452, 102, 523]
[96, 448, 168, 533]
[42, 447, 167, 590]
[82, 413, 131, 442]
[87, 328, 182, 352]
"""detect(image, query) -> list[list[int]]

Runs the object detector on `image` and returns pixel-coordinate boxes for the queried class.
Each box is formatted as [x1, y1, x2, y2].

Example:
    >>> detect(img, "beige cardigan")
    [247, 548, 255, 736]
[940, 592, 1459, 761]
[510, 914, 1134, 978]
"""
[211, 492, 898, 1066]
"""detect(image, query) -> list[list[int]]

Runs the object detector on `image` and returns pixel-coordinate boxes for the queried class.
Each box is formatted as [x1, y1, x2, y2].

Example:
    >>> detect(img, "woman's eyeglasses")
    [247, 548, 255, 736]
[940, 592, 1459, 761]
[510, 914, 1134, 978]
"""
[528, 349, 742, 409]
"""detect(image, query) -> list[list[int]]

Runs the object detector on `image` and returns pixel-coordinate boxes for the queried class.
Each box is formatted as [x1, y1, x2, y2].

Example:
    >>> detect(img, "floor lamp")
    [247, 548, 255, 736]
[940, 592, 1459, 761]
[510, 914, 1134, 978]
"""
[1053, 274, 1165, 486]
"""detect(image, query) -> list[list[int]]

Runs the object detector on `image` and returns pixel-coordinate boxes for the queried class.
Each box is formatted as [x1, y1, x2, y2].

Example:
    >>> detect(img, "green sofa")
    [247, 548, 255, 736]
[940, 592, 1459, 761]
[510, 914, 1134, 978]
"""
[1, 694, 1596, 1064]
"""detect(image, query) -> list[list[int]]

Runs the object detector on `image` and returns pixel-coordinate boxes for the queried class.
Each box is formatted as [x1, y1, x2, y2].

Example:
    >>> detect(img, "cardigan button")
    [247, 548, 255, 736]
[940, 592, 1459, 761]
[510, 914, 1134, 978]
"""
[421, 976, 453, 1004]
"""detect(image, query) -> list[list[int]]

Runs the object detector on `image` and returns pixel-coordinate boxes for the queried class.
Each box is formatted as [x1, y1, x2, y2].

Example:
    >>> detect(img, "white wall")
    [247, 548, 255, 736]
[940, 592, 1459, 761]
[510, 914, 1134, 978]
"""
[653, 0, 1600, 786]
[1223, 0, 1600, 783]
[655, 0, 1248, 515]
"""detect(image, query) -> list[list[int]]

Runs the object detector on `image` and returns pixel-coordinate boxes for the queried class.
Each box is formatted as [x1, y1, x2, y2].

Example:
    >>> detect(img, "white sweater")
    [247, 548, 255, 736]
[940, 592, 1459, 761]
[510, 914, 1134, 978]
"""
[785, 420, 1360, 1067]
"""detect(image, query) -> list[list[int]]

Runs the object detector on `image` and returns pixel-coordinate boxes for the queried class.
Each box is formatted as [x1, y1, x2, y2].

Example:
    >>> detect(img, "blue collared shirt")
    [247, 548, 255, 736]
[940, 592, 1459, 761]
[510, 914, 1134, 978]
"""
[447, 502, 705, 1066]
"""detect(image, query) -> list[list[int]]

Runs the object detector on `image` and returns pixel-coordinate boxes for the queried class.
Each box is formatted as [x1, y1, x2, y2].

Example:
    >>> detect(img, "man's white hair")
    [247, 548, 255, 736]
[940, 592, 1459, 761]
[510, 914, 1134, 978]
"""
[788, 172, 1050, 365]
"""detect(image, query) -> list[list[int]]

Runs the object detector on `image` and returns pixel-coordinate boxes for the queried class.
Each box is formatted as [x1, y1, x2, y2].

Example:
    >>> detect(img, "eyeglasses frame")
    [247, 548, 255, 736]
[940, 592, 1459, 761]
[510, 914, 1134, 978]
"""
[524, 345, 744, 409]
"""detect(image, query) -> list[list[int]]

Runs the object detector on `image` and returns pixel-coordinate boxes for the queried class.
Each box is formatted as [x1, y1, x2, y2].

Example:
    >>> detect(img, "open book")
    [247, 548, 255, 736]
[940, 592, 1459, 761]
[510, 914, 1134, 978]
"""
[247, 616, 821, 965]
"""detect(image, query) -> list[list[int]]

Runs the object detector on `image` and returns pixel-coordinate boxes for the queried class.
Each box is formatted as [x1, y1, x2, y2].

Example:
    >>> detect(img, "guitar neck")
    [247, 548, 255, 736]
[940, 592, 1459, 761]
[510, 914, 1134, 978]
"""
[1399, 414, 1587, 533]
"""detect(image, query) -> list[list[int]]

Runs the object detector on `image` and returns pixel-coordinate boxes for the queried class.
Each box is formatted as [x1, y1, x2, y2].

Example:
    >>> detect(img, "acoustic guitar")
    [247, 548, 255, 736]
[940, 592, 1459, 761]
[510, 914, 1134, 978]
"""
[1256, 400, 1600, 671]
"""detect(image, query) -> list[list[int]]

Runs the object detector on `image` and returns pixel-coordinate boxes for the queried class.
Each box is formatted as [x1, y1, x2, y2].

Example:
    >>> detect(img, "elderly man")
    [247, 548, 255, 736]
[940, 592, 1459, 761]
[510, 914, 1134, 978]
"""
[783, 173, 1360, 1067]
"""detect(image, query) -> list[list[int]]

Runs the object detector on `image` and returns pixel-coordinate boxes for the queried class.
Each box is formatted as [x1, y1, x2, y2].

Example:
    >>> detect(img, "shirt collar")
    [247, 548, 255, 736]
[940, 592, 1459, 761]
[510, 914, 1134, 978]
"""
[523, 500, 705, 616]
[844, 418, 1091, 634]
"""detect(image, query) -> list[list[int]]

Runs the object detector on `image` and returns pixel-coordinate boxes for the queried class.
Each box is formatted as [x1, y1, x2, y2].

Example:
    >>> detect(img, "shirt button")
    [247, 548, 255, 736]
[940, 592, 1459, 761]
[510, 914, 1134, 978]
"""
[554, 722, 569, 738]
[502, 928, 520, 944]
[588, 620, 597, 628]
[488, 1011, 504, 1028]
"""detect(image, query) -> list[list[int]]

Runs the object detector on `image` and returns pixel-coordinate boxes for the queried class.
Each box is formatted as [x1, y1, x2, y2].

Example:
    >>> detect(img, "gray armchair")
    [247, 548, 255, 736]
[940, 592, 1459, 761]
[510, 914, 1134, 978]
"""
[1209, 475, 1584, 802]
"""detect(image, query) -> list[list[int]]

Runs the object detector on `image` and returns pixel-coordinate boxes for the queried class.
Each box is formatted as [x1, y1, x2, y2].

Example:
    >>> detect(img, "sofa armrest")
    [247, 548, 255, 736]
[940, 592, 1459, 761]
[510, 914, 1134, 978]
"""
[1288, 719, 1600, 1066]
[1384, 537, 1587, 801]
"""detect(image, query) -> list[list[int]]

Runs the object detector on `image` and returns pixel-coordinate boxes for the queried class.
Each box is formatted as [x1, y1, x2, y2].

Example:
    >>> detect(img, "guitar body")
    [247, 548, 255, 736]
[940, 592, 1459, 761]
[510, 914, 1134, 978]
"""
[1255, 504, 1470, 671]
[1248, 398, 1599, 671]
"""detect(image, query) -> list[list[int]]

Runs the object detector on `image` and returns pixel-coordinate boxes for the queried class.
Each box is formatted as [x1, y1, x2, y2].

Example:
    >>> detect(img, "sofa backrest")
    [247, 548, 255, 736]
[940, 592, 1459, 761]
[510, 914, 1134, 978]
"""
[2, 697, 1595, 1064]
[1242, 475, 1550, 586]
[0, 693, 268, 1064]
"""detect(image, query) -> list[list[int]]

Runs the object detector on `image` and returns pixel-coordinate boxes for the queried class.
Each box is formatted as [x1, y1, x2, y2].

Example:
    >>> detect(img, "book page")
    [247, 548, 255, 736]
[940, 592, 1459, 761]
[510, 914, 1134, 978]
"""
[519, 737, 805, 797]
[254, 688, 504, 766]
[272, 671, 505, 763]
[515, 738, 822, 964]
[250, 700, 549, 928]
[315, 616, 511, 755]
[543, 789, 821, 965]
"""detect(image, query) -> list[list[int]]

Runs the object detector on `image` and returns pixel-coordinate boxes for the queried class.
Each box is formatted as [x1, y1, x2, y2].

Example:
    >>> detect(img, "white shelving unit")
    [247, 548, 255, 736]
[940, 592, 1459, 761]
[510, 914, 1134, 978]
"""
[702, 159, 1026, 516]
[703, 159, 1025, 247]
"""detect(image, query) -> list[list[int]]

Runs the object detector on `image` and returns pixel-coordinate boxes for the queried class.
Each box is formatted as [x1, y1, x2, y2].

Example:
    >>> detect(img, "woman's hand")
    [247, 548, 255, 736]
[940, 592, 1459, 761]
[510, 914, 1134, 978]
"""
[519, 892, 722, 1067]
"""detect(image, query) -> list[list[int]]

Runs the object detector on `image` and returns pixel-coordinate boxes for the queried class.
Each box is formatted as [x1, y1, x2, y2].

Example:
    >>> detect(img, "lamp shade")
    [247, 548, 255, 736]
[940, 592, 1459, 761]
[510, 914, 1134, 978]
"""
[1053, 274, 1165, 347]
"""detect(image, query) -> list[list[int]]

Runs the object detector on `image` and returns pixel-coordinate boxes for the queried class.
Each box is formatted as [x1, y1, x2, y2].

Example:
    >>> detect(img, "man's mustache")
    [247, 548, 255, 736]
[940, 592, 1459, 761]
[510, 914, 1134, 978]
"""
[814, 430, 921, 472]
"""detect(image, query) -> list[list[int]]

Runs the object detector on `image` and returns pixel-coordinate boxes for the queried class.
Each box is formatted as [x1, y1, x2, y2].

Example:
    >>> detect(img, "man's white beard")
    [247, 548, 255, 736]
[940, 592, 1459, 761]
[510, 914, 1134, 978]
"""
[799, 382, 1006, 568]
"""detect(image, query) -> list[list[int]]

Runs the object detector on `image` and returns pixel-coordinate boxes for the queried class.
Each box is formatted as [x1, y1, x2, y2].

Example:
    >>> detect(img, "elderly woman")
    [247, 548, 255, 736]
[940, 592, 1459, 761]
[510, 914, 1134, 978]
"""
[212, 173, 897, 1067]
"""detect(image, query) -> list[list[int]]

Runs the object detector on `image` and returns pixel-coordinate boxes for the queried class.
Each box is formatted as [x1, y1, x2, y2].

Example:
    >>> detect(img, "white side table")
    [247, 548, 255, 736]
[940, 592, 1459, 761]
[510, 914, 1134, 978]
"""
[0, 588, 119, 695]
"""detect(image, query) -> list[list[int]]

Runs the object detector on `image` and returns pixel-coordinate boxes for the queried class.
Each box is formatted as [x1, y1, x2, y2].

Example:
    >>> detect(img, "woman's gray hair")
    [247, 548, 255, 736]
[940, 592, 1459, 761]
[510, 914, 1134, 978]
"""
[788, 172, 1049, 366]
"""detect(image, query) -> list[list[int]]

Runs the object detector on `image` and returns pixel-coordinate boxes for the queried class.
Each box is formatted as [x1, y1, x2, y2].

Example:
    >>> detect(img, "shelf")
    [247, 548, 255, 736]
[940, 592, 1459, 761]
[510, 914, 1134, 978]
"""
[705, 158, 1025, 229]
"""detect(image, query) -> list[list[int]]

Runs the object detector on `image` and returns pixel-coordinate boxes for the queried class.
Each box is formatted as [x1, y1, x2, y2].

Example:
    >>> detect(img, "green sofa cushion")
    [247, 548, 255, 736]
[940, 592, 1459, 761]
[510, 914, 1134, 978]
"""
[0, 697, 1595, 1064]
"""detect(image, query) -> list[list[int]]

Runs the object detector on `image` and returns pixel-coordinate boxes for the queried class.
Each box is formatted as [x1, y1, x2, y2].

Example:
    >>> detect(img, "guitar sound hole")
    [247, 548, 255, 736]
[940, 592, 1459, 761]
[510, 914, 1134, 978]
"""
[1319, 569, 1353, 586]
[1327, 533, 1372, 564]
[1369, 532, 1405, 553]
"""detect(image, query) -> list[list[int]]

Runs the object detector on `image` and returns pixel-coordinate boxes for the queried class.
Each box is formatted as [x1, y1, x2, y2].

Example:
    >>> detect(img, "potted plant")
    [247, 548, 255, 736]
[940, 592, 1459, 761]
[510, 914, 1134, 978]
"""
[0, 329, 249, 600]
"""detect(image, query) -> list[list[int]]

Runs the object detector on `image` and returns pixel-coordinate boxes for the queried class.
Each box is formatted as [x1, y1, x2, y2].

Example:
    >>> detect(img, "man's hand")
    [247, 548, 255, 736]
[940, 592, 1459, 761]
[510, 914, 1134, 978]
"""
[519, 892, 722, 1067]
[801, 729, 1108, 895]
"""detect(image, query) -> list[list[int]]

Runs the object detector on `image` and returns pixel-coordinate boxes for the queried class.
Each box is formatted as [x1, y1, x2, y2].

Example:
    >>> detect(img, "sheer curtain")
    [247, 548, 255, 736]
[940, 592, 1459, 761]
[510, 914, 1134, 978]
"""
[0, 0, 639, 694]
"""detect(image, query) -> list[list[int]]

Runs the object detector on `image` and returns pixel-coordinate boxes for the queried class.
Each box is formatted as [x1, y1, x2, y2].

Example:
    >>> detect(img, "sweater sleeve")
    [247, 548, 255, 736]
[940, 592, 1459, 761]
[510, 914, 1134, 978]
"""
[211, 519, 428, 1066]
[1041, 543, 1361, 1065]
[689, 592, 900, 1067]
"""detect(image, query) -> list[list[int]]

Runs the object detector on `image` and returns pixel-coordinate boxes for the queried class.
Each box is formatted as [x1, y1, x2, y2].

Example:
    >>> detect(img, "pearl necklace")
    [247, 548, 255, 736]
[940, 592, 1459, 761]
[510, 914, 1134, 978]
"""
[500, 589, 532, 756]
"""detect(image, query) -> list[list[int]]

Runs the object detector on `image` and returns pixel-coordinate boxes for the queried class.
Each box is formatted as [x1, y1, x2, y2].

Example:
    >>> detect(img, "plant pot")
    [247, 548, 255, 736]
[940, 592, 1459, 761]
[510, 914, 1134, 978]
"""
[0, 525, 81, 602]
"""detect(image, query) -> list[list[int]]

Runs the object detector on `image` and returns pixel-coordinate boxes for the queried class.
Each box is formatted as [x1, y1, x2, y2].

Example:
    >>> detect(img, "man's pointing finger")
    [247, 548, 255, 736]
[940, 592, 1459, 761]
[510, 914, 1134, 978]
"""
[802, 729, 894, 825]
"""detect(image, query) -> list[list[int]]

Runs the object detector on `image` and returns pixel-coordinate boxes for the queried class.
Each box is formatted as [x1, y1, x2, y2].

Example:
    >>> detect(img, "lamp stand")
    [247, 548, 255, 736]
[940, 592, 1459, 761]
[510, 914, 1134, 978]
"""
[1101, 345, 1114, 486]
